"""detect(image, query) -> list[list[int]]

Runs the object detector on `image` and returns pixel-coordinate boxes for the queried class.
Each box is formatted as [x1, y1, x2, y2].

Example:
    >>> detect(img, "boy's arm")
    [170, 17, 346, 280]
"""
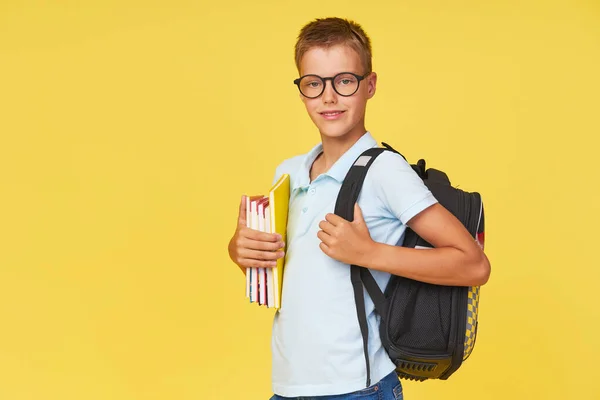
[317, 150, 490, 287]
[318, 202, 490, 287]
[365, 202, 489, 286]
[228, 164, 286, 275]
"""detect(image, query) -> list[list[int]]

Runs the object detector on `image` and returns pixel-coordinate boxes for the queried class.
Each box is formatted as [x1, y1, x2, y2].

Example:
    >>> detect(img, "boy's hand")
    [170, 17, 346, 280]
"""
[228, 195, 285, 271]
[317, 203, 375, 266]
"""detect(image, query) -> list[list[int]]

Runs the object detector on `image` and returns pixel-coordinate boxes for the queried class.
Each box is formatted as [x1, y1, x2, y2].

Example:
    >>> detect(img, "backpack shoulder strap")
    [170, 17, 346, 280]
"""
[334, 147, 386, 220]
[334, 145, 392, 388]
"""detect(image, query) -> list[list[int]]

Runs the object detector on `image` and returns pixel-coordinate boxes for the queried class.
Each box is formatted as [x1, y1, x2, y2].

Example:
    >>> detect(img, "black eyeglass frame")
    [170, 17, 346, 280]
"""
[293, 72, 370, 99]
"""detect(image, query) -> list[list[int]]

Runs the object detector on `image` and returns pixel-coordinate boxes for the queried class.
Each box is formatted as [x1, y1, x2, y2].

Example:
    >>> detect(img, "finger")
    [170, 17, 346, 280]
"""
[353, 203, 365, 223]
[242, 248, 285, 261]
[238, 195, 247, 224]
[238, 248, 285, 262]
[242, 226, 282, 242]
[239, 195, 265, 223]
[318, 219, 335, 235]
[240, 236, 285, 252]
[317, 229, 333, 246]
[325, 212, 345, 226]
[238, 258, 279, 268]
[319, 242, 331, 256]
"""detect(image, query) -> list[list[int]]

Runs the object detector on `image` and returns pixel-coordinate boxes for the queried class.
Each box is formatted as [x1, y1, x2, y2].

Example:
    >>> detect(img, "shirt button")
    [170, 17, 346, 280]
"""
[302, 207, 308, 213]
[309, 188, 316, 194]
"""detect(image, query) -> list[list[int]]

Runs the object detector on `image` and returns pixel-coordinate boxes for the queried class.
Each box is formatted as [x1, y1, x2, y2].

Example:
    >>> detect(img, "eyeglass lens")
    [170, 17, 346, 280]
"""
[298, 73, 360, 98]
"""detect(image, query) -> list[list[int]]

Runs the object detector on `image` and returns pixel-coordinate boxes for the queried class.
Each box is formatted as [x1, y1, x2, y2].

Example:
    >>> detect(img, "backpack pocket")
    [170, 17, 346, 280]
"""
[386, 277, 454, 354]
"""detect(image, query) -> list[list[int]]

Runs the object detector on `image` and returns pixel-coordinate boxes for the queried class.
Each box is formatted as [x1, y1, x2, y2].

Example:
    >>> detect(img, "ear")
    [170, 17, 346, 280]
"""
[366, 72, 377, 99]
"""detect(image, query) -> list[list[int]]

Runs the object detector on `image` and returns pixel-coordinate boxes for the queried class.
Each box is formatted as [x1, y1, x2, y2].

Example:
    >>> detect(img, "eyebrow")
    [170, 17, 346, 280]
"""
[300, 71, 361, 77]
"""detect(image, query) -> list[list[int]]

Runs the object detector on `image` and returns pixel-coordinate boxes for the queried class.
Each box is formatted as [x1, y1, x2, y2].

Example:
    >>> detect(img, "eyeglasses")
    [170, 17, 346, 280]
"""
[293, 72, 369, 99]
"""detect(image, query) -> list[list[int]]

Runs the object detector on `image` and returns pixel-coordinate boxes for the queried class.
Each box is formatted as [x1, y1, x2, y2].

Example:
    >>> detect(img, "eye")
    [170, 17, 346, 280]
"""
[302, 80, 322, 89]
[335, 75, 357, 86]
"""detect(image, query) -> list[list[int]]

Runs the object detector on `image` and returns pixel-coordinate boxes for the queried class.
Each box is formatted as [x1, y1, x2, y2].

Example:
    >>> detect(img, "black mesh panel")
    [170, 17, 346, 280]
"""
[388, 278, 453, 352]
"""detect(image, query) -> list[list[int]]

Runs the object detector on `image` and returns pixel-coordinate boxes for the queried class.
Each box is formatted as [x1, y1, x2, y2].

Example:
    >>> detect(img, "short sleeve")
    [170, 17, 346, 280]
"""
[270, 154, 303, 188]
[272, 162, 284, 186]
[370, 151, 438, 225]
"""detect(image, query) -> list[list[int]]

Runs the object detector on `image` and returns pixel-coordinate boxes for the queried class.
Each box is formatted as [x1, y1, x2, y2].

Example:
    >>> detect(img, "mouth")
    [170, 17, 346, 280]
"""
[319, 110, 346, 120]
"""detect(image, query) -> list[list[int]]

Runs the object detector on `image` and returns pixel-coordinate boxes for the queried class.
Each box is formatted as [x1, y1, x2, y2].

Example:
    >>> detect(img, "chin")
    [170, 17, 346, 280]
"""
[318, 124, 357, 140]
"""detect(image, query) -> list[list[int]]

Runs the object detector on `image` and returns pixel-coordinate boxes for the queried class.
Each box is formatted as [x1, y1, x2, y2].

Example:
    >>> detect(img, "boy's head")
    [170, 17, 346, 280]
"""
[294, 17, 373, 76]
[293, 17, 377, 142]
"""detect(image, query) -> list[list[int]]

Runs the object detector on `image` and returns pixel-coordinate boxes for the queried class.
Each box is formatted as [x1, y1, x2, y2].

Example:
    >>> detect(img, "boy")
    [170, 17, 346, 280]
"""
[228, 17, 491, 399]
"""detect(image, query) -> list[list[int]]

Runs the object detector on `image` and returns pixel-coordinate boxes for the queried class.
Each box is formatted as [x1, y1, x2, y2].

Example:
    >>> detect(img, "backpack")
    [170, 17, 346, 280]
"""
[333, 142, 485, 386]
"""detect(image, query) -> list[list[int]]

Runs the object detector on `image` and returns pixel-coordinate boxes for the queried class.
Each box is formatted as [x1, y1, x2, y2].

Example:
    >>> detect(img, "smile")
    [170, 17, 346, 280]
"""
[320, 111, 346, 120]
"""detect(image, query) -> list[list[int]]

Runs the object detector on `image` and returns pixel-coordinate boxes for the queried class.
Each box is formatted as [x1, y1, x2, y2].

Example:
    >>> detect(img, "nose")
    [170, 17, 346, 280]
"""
[321, 79, 337, 104]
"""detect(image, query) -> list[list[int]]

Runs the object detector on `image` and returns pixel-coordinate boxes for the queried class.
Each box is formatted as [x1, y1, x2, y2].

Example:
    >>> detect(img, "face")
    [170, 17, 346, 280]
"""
[297, 44, 377, 141]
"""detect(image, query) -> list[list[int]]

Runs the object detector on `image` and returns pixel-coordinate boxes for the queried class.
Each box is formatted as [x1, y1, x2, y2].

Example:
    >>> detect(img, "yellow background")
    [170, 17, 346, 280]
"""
[1, 0, 599, 399]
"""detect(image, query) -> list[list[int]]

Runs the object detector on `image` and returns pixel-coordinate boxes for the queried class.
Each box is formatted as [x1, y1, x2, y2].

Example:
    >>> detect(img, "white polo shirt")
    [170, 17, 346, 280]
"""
[270, 132, 438, 397]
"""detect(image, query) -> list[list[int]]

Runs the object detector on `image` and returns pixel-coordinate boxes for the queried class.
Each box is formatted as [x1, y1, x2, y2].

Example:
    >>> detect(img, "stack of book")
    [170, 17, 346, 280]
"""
[245, 173, 290, 309]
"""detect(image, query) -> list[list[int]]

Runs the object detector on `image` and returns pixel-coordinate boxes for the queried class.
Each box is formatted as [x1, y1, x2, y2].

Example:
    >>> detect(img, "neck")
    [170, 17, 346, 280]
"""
[318, 126, 367, 170]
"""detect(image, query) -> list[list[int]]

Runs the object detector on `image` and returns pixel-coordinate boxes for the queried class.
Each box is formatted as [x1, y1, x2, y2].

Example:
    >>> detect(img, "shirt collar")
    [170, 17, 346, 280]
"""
[292, 131, 378, 192]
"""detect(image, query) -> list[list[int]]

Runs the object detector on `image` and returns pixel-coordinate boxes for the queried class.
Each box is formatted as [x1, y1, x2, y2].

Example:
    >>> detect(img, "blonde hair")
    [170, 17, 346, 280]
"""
[294, 17, 373, 75]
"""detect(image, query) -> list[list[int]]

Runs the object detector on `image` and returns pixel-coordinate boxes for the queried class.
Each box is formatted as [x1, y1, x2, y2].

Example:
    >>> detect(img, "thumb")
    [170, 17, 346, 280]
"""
[353, 203, 365, 224]
[238, 194, 264, 225]
[238, 195, 247, 225]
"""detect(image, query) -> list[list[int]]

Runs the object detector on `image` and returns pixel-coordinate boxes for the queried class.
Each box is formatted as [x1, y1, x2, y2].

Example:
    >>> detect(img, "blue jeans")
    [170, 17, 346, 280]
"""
[269, 371, 403, 400]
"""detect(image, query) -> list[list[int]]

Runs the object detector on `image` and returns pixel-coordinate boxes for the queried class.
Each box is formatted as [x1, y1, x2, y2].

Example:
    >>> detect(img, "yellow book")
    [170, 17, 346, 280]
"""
[269, 173, 290, 310]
